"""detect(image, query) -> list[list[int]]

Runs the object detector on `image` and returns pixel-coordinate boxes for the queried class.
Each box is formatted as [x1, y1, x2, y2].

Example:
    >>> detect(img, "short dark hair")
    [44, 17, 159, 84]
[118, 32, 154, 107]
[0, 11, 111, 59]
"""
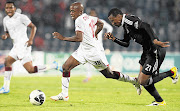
[108, 8, 123, 17]
[6, 1, 16, 7]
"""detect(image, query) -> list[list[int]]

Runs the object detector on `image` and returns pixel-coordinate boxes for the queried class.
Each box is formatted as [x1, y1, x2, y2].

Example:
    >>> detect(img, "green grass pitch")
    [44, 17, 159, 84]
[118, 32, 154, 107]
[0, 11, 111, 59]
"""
[0, 75, 180, 111]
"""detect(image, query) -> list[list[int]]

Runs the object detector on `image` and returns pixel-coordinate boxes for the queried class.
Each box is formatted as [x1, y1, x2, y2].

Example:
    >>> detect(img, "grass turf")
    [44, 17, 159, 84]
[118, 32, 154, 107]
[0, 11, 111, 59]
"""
[0, 75, 179, 111]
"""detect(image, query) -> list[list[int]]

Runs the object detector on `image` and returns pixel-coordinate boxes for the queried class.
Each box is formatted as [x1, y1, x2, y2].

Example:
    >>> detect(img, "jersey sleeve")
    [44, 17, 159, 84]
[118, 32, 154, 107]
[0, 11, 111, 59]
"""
[101, 19, 113, 33]
[3, 18, 7, 32]
[125, 15, 158, 41]
[75, 17, 84, 33]
[20, 14, 31, 26]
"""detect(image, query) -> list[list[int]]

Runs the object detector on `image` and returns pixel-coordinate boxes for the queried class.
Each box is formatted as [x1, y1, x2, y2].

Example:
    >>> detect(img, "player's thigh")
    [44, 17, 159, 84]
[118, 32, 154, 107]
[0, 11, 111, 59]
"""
[63, 55, 80, 71]
[158, 47, 166, 67]
[5, 56, 16, 67]
[138, 66, 150, 85]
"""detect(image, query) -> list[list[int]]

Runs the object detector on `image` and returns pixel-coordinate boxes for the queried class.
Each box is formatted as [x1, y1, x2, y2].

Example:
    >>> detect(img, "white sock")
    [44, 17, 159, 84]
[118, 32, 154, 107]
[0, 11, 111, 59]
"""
[118, 72, 136, 84]
[35, 64, 57, 72]
[3, 71, 12, 90]
[61, 77, 70, 97]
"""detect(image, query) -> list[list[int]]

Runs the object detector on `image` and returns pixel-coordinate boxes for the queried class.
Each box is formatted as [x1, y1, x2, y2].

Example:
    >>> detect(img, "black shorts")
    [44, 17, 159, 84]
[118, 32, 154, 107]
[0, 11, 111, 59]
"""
[139, 47, 166, 75]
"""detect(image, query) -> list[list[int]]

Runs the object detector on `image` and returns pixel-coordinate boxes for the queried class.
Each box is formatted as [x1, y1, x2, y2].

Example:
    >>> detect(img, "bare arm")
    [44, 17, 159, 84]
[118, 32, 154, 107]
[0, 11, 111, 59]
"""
[95, 19, 104, 38]
[26, 22, 37, 47]
[53, 31, 83, 42]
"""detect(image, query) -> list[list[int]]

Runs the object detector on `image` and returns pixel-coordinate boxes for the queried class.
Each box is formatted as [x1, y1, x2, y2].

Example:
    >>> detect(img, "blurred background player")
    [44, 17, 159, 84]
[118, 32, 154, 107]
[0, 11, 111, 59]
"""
[0, 2, 57, 94]
[50, 2, 141, 102]
[83, 9, 113, 82]
[105, 8, 178, 106]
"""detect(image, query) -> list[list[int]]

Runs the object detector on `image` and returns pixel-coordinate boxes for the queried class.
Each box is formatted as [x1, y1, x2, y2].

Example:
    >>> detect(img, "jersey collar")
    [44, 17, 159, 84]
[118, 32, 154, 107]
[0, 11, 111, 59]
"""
[121, 14, 126, 26]
[8, 12, 18, 19]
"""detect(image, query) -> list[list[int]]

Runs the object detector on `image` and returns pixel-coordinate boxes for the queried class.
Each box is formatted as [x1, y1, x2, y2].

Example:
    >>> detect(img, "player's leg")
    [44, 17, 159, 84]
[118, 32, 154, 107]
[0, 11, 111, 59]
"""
[22, 57, 57, 74]
[50, 55, 80, 101]
[148, 47, 178, 84]
[139, 48, 178, 86]
[138, 66, 165, 105]
[83, 63, 92, 82]
[0, 56, 16, 94]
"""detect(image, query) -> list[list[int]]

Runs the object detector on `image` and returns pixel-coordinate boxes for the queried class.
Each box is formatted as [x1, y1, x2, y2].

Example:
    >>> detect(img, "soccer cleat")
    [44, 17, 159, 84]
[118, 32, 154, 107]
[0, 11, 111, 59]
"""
[170, 67, 178, 84]
[53, 61, 59, 70]
[50, 93, 69, 101]
[134, 78, 142, 95]
[0, 87, 10, 94]
[53, 61, 63, 72]
[83, 77, 91, 83]
[146, 100, 166, 106]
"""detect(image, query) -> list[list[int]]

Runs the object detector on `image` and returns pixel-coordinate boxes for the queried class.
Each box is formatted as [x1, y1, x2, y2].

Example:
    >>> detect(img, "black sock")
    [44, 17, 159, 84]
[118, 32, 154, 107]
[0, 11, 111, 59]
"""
[144, 84, 163, 102]
[152, 70, 172, 84]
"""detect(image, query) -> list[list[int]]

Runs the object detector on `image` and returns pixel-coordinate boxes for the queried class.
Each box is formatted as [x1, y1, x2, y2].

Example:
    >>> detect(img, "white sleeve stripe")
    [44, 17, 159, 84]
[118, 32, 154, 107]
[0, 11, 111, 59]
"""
[124, 18, 133, 25]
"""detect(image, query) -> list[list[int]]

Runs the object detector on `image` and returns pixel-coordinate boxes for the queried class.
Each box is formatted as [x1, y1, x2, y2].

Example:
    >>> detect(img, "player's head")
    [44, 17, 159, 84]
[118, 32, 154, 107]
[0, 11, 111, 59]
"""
[70, 2, 84, 20]
[90, 9, 97, 17]
[5, 1, 16, 17]
[108, 8, 123, 27]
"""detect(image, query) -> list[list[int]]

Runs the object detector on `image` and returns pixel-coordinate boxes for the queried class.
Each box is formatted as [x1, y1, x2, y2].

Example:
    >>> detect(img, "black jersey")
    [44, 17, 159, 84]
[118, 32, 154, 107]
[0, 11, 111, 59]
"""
[114, 14, 159, 52]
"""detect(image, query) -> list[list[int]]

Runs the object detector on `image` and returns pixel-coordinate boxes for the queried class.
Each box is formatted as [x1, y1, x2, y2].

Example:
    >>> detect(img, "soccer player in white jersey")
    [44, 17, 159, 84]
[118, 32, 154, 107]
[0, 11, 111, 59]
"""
[83, 9, 113, 82]
[50, 2, 141, 102]
[0, 2, 57, 94]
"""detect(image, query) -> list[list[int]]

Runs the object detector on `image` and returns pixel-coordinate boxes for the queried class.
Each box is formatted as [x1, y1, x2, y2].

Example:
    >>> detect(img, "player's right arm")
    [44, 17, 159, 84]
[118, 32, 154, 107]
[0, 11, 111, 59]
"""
[52, 31, 83, 42]
[104, 31, 130, 47]
[1, 31, 10, 40]
[95, 19, 104, 38]
[2, 18, 10, 40]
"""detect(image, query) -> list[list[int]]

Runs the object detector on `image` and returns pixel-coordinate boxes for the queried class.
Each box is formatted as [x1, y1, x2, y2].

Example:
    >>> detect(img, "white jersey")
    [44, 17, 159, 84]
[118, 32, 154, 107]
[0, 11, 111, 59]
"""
[72, 13, 109, 70]
[75, 13, 99, 52]
[96, 19, 113, 51]
[3, 12, 31, 45]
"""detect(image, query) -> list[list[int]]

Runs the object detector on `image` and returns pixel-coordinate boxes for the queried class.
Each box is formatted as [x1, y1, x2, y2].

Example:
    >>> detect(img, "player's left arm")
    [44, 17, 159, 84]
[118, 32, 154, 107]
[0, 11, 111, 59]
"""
[95, 19, 104, 39]
[134, 17, 170, 47]
[27, 23, 37, 47]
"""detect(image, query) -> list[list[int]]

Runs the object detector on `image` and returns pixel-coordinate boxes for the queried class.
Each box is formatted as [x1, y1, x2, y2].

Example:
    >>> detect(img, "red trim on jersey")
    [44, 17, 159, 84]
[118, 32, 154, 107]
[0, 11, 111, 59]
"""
[5, 67, 12, 71]
[95, 18, 99, 25]
[76, 30, 84, 34]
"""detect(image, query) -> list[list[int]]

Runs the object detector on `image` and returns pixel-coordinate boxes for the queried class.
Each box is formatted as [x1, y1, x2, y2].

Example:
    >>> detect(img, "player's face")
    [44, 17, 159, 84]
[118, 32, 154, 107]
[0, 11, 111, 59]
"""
[5, 3, 16, 17]
[70, 5, 81, 20]
[108, 14, 122, 27]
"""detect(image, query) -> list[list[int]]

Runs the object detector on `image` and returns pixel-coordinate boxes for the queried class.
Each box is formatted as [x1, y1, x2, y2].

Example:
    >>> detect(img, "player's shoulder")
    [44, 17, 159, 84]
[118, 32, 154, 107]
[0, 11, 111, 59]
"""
[99, 19, 106, 23]
[75, 13, 90, 24]
[3, 15, 9, 21]
[125, 14, 141, 21]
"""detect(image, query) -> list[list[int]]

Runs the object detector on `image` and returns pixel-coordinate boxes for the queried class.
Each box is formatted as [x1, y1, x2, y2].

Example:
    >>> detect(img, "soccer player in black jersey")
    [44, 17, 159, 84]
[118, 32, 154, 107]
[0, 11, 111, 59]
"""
[104, 8, 179, 106]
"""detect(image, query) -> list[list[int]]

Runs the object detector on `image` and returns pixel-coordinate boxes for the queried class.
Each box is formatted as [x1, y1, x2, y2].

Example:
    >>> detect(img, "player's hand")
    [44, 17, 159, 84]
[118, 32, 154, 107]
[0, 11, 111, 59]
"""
[1, 35, 8, 40]
[153, 39, 170, 47]
[52, 32, 64, 40]
[95, 34, 98, 40]
[104, 32, 115, 41]
[26, 40, 33, 47]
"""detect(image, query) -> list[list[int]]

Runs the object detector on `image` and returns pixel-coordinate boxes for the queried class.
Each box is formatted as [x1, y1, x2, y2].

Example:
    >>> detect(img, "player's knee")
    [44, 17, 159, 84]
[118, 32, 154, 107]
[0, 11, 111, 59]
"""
[27, 69, 35, 74]
[62, 65, 70, 72]
[138, 79, 148, 86]
[27, 66, 37, 74]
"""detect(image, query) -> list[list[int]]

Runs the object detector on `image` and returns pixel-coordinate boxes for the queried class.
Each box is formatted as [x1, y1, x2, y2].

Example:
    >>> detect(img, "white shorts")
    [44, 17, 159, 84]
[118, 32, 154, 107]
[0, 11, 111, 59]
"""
[72, 47, 109, 71]
[9, 45, 32, 65]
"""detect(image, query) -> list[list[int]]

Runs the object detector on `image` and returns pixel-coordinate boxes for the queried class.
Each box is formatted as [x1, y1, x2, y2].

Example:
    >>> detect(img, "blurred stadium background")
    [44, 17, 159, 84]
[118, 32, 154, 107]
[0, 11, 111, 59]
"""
[0, 0, 180, 75]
